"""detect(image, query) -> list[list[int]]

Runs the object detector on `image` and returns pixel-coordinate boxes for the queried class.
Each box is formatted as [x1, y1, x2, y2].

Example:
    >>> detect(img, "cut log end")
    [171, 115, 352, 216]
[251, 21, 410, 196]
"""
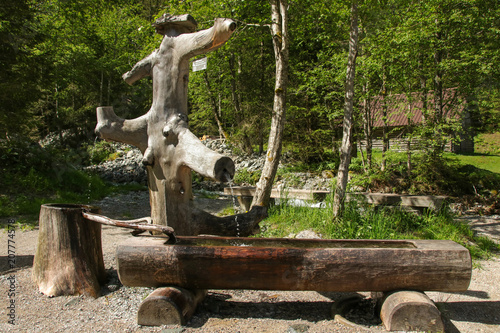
[380, 291, 444, 332]
[137, 287, 206, 326]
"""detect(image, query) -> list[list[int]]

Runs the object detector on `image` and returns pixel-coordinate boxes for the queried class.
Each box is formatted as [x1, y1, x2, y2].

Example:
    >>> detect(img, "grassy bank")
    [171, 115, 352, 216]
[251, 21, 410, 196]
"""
[259, 196, 499, 262]
[0, 139, 145, 225]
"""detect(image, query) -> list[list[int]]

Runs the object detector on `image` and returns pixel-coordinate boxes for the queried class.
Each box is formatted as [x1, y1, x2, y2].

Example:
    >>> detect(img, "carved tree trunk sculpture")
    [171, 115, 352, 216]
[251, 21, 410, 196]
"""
[95, 14, 266, 235]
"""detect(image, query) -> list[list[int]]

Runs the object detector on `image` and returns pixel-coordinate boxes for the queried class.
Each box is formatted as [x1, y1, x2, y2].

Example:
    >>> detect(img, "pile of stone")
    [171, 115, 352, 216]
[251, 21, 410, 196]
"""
[84, 144, 147, 184]
[84, 138, 334, 191]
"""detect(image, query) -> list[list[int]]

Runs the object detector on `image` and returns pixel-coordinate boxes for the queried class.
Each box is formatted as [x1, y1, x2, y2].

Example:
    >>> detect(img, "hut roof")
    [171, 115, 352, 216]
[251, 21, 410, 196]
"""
[369, 88, 464, 128]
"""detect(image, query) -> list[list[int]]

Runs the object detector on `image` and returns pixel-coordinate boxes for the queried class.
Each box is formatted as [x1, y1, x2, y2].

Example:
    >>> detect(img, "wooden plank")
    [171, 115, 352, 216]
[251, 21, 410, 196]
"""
[400, 195, 447, 210]
[117, 236, 471, 293]
[346, 193, 402, 205]
[224, 186, 330, 201]
[225, 188, 449, 211]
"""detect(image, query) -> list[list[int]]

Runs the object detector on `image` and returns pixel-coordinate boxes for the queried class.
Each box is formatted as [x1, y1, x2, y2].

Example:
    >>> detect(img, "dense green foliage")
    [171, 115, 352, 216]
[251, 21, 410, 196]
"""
[1, 1, 499, 224]
[1, 0, 498, 151]
[0, 138, 144, 220]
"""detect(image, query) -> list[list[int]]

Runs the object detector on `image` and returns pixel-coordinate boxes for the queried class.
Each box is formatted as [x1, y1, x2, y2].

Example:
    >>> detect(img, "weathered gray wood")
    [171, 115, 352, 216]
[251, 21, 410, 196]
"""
[137, 287, 206, 326]
[117, 236, 471, 292]
[32, 204, 106, 298]
[225, 186, 330, 201]
[226, 187, 446, 212]
[95, 15, 267, 236]
[380, 291, 444, 332]
[82, 211, 175, 240]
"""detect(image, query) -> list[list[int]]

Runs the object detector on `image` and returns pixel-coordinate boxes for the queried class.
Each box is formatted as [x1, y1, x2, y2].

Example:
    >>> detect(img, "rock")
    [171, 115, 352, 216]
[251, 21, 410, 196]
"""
[295, 230, 322, 239]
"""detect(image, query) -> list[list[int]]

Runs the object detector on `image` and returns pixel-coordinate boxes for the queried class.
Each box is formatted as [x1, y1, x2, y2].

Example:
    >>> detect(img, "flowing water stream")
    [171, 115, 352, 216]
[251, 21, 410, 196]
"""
[224, 172, 241, 237]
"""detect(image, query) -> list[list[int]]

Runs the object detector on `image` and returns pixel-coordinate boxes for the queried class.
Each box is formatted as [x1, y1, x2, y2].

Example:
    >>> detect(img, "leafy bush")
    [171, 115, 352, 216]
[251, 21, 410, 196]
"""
[349, 151, 500, 196]
[83, 140, 116, 165]
[233, 168, 261, 185]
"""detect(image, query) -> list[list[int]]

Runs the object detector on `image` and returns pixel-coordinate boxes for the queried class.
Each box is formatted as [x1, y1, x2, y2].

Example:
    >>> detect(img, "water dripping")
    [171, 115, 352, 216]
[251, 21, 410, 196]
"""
[225, 171, 241, 237]
[87, 137, 99, 204]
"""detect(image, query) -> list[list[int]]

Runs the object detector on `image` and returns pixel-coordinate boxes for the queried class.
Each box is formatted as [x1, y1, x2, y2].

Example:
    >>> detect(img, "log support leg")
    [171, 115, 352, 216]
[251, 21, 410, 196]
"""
[237, 196, 252, 212]
[137, 287, 206, 326]
[379, 290, 444, 332]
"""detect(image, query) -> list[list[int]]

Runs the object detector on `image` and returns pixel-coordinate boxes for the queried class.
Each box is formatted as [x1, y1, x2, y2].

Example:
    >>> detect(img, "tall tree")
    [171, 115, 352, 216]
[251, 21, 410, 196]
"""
[252, 0, 289, 208]
[332, 0, 359, 218]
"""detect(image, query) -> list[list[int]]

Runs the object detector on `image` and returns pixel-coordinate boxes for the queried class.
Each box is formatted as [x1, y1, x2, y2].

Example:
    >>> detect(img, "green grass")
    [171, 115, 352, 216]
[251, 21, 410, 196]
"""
[0, 167, 146, 224]
[449, 153, 500, 174]
[259, 197, 499, 261]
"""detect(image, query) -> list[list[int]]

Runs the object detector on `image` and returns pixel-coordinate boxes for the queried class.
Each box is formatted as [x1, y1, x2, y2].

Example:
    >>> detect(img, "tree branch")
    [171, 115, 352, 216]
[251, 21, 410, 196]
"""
[95, 106, 148, 152]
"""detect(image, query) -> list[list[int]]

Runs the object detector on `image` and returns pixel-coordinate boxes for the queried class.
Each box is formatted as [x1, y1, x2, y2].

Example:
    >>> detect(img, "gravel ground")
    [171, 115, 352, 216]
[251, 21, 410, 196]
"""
[1, 191, 499, 332]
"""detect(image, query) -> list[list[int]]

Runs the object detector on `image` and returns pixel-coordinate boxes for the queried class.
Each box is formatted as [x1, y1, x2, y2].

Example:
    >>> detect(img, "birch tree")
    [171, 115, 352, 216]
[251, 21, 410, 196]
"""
[252, 0, 289, 208]
[332, 0, 359, 218]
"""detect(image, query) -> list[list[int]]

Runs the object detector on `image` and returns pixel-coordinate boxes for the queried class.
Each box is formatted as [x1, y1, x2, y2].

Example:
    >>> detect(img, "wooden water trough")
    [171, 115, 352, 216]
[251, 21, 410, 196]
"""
[117, 236, 471, 291]
[117, 235, 471, 330]
[224, 186, 447, 213]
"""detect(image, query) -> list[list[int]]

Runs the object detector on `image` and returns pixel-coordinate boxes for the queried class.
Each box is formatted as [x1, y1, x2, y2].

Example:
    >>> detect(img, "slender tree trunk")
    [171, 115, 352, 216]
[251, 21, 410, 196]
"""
[332, 1, 358, 218]
[381, 69, 389, 171]
[433, 19, 444, 154]
[99, 71, 104, 106]
[258, 38, 266, 155]
[362, 82, 372, 169]
[406, 84, 413, 178]
[252, 0, 289, 208]
[203, 71, 227, 140]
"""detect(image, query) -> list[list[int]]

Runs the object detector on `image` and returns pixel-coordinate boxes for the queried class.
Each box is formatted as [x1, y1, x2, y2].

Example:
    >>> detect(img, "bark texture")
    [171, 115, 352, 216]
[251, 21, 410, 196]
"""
[117, 237, 471, 292]
[32, 204, 106, 298]
[95, 15, 266, 235]
[333, 1, 359, 218]
[252, 0, 289, 208]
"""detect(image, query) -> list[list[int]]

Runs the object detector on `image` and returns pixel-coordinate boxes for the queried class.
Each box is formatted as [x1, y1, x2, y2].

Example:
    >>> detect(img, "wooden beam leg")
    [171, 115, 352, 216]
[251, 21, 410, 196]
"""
[237, 196, 253, 212]
[380, 290, 444, 332]
[137, 287, 206, 326]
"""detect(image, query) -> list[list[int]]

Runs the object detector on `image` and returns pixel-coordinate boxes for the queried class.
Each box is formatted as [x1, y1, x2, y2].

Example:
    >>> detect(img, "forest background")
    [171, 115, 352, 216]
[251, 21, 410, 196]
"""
[1, 0, 499, 218]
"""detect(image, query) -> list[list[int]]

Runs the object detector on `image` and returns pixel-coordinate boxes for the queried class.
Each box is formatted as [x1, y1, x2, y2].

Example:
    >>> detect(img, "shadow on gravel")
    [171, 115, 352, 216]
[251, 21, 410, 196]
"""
[439, 301, 500, 326]
[190, 296, 334, 328]
[0, 254, 34, 274]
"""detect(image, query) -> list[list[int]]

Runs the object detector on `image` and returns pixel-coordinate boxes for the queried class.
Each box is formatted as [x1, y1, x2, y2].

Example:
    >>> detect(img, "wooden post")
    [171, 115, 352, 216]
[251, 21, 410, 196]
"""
[380, 291, 444, 332]
[32, 204, 106, 298]
[95, 14, 267, 236]
[137, 287, 206, 326]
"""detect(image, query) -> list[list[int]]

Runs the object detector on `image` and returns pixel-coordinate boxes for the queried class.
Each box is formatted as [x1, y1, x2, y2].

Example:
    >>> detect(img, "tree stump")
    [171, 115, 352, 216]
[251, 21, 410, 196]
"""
[380, 290, 444, 332]
[32, 204, 106, 298]
[137, 287, 206, 326]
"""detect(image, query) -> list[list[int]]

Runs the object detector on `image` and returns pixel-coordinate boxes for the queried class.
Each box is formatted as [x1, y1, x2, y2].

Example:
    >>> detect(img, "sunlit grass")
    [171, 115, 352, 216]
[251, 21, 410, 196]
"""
[259, 197, 499, 261]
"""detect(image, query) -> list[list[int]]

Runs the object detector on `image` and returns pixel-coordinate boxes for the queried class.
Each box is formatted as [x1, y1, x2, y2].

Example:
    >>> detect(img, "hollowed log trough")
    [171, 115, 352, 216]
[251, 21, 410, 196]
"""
[117, 236, 471, 328]
[117, 236, 471, 292]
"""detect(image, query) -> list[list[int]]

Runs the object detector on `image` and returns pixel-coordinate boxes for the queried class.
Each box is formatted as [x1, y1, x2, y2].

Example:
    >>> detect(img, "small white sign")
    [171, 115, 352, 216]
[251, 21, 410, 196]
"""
[192, 57, 207, 72]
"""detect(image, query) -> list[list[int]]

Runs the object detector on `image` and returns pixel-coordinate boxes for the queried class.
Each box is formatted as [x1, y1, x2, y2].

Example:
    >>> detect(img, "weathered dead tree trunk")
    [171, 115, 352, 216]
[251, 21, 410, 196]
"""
[95, 14, 266, 235]
[32, 204, 106, 298]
